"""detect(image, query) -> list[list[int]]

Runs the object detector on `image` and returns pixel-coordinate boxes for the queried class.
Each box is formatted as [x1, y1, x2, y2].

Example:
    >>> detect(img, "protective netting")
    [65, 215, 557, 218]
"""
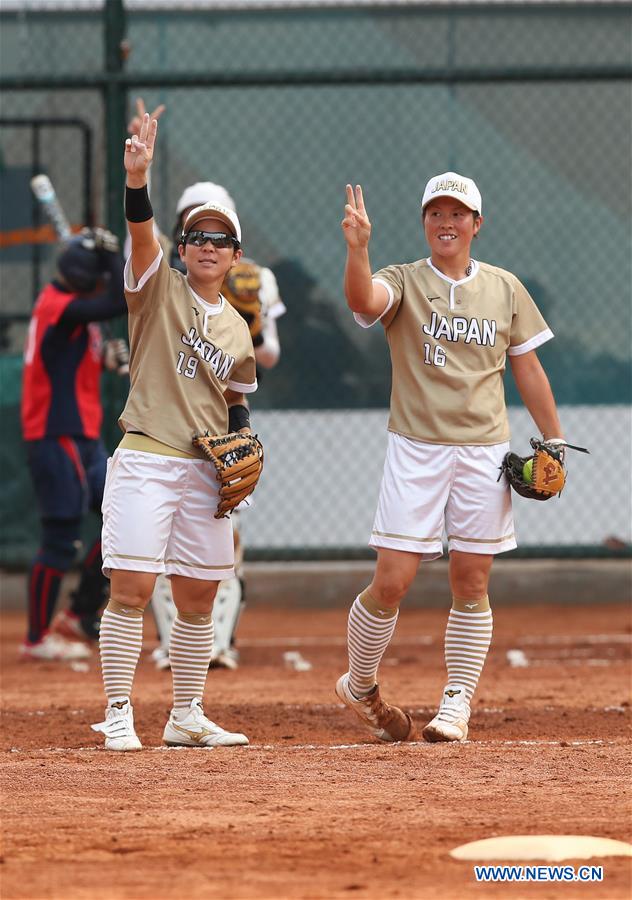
[0, 2, 630, 562]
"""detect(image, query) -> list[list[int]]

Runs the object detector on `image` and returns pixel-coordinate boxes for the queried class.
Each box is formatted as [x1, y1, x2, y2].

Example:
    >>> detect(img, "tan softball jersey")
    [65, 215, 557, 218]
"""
[361, 258, 553, 445]
[120, 250, 257, 456]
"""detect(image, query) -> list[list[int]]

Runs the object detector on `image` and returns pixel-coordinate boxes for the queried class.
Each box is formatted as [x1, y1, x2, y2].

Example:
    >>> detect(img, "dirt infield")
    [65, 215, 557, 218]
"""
[1, 603, 631, 900]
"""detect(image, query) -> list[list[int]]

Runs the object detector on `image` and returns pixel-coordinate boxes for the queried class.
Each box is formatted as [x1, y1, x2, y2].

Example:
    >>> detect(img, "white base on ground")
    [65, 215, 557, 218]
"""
[450, 835, 632, 861]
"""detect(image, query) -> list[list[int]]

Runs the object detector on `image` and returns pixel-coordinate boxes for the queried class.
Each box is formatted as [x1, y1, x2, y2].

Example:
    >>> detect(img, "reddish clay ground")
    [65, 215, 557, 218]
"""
[1, 603, 631, 900]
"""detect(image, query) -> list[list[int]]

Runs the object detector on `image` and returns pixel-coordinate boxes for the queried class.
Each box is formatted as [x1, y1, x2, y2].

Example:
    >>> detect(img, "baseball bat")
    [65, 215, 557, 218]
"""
[30, 173, 129, 375]
[30, 174, 72, 242]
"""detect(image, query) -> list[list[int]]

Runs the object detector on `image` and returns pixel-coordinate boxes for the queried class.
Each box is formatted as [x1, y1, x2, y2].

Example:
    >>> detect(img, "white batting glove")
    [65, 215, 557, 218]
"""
[104, 338, 129, 375]
[92, 227, 120, 254]
[79, 227, 120, 256]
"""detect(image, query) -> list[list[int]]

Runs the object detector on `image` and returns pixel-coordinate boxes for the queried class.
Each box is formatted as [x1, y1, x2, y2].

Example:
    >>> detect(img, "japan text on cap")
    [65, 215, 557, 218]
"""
[421, 172, 482, 214]
[183, 202, 242, 244]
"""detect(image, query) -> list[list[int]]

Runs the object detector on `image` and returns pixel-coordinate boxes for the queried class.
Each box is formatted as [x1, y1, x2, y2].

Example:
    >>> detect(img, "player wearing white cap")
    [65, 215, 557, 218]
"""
[91, 113, 257, 750]
[336, 173, 566, 743]
[125, 100, 285, 671]
[147, 180, 286, 671]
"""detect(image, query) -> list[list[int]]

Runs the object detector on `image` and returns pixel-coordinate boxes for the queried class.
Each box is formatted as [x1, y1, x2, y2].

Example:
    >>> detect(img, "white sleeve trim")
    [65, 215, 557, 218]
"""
[267, 299, 287, 320]
[227, 378, 258, 394]
[124, 247, 163, 293]
[508, 327, 554, 356]
[352, 278, 394, 329]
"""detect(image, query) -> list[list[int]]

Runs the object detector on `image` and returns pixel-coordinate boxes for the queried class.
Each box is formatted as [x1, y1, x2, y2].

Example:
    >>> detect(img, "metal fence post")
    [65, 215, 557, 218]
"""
[103, 0, 127, 242]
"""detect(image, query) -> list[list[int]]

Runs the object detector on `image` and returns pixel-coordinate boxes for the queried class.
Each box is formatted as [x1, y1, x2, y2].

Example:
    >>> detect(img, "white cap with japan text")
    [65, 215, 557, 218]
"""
[421, 172, 482, 214]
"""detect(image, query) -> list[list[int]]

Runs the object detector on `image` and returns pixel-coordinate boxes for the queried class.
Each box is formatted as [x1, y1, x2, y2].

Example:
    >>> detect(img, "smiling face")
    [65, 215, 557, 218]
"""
[423, 197, 482, 264]
[178, 216, 241, 284]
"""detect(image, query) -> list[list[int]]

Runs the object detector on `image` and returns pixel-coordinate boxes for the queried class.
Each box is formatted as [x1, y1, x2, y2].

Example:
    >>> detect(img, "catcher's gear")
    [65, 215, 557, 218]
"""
[192, 431, 264, 518]
[151, 573, 177, 660]
[151, 558, 246, 671]
[209, 577, 243, 669]
[176, 182, 236, 217]
[222, 261, 264, 346]
[500, 438, 588, 500]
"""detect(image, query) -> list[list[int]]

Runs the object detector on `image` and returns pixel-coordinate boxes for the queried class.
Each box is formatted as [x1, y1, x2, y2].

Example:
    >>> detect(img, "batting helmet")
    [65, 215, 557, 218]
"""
[56, 234, 102, 293]
[175, 182, 237, 217]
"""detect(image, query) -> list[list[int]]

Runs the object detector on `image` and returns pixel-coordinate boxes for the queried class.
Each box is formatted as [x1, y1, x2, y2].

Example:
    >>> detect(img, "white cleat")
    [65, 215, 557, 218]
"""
[20, 633, 91, 661]
[422, 685, 471, 743]
[162, 698, 249, 748]
[91, 698, 142, 751]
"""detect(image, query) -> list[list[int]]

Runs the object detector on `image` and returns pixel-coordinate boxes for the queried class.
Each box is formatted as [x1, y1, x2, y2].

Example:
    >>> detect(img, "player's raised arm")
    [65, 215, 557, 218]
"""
[342, 184, 389, 319]
[124, 112, 160, 282]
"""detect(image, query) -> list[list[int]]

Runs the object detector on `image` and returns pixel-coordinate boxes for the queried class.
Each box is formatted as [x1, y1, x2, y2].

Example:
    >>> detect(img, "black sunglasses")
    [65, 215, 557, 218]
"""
[182, 230, 240, 250]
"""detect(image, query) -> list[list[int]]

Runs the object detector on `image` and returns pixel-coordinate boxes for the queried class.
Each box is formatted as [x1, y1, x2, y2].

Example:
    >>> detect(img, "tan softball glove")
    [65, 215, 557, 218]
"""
[192, 431, 264, 518]
[500, 438, 588, 501]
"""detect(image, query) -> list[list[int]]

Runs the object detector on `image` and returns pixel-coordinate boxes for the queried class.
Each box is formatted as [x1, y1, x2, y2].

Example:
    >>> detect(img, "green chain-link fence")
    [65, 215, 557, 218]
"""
[1, 1, 630, 563]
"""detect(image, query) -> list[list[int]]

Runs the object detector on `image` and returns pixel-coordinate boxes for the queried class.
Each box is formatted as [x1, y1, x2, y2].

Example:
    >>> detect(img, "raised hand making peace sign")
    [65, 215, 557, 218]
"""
[124, 113, 159, 186]
[341, 183, 372, 249]
[341, 182, 390, 320]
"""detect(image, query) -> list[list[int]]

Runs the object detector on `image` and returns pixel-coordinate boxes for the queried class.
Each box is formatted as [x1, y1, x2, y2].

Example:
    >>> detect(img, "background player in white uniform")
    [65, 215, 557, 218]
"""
[336, 174, 568, 744]
[172, 182, 286, 369]
[91, 113, 258, 751]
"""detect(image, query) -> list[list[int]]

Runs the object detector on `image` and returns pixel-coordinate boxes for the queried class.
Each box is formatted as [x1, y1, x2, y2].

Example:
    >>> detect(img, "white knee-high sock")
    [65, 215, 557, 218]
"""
[347, 589, 398, 698]
[169, 612, 214, 711]
[444, 596, 493, 702]
[99, 600, 144, 703]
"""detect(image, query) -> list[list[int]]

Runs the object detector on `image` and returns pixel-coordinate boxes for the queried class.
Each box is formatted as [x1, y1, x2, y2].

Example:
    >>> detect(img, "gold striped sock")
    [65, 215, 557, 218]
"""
[99, 600, 144, 703]
[444, 597, 493, 702]
[169, 613, 214, 710]
[347, 589, 398, 697]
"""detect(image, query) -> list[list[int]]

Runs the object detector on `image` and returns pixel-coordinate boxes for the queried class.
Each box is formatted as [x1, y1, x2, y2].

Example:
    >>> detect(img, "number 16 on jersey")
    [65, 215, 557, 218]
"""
[423, 343, 446, 367]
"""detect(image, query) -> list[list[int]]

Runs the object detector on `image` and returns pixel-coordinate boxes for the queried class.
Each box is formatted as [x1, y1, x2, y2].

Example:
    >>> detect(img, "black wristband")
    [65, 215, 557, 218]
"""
[125, 185, 153, 223]
[228, 404, 251, 432]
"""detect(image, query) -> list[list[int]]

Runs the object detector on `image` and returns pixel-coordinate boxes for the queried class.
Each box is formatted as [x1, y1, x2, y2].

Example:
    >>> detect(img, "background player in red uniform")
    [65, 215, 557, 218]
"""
[20, 229, 127, 660]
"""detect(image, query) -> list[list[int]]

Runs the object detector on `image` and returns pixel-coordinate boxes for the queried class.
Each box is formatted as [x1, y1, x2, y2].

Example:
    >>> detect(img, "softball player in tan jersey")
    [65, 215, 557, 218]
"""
[336, 172, 566, 744]
[92, 113, 256, 751]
